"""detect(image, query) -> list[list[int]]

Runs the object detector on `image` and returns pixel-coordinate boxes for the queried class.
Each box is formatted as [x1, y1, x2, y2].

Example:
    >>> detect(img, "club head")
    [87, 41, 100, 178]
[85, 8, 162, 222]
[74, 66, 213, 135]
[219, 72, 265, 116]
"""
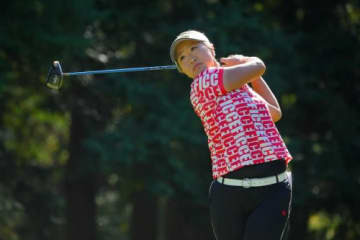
[46, 61, 63, 90]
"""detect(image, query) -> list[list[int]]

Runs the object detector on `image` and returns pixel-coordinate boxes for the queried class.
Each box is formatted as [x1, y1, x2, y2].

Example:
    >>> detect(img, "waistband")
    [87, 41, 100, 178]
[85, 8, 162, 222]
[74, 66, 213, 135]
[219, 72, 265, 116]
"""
[216, 171, 288, 188]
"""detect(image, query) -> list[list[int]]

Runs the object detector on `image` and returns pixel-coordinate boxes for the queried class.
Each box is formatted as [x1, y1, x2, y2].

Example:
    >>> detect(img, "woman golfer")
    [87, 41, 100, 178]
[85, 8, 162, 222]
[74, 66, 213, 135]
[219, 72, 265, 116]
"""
[170, 30, 293, 240]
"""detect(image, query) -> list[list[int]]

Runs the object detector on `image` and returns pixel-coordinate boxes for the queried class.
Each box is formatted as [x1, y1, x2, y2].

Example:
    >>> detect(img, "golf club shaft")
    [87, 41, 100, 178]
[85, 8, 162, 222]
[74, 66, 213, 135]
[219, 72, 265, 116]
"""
[62, 65, 177, 76]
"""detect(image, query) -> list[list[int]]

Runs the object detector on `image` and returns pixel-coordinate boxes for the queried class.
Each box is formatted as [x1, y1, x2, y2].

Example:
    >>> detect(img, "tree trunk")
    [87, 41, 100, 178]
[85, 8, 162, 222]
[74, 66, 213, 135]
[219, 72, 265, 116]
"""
[130, 191, 158, 240]
[65, 108, 97, 240]
[164, 198, 186, 240]
[164, 198, 214, 240]
[288, 205, 311, 240]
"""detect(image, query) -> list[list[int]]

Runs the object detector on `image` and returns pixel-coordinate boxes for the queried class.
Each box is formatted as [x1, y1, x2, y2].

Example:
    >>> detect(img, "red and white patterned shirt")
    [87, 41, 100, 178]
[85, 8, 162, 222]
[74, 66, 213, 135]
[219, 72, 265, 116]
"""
[189, 67, 292, 179]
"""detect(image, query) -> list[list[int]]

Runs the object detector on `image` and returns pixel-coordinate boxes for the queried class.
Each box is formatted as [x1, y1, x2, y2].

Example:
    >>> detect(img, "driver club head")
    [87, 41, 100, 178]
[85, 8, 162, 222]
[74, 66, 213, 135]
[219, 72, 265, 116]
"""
[46, 61, 63, 90]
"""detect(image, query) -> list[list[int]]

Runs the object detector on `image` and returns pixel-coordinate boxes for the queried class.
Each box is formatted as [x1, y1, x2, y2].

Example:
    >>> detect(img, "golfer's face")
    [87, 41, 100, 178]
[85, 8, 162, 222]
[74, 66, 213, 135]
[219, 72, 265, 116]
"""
[176, 40, 215, 78]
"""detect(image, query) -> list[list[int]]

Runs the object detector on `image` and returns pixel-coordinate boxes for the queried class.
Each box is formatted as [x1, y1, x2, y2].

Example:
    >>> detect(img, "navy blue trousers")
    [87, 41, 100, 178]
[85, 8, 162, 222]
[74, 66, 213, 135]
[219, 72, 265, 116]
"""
[209, 161, 292, 240]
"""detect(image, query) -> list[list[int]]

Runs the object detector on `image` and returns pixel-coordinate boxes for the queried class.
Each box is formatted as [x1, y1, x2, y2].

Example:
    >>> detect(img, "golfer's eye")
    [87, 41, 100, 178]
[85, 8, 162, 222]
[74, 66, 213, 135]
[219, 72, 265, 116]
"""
[191, 46, 197, 51]
[179, 55, 185, 62]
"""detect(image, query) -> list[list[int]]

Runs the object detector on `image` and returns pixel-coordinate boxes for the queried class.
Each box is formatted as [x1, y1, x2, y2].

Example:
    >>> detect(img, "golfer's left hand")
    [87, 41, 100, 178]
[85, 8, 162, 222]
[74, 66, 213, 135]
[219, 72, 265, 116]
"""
[220, 55, 251, 67]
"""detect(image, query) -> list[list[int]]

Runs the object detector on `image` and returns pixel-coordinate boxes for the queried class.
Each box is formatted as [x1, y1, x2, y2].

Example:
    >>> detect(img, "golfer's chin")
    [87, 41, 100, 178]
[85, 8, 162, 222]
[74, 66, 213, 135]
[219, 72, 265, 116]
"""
[193, 65, 206, 77]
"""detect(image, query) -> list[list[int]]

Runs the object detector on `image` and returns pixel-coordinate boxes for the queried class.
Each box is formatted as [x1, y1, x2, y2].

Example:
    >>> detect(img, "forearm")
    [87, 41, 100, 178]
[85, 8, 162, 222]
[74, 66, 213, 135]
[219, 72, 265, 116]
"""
[251, 77, 282, 122]
[223, 57, 266, 92]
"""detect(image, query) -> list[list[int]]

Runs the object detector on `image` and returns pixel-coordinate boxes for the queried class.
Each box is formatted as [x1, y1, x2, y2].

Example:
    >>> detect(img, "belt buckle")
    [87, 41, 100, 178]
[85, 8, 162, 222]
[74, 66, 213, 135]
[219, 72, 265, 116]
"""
[242, 178, 252, 188]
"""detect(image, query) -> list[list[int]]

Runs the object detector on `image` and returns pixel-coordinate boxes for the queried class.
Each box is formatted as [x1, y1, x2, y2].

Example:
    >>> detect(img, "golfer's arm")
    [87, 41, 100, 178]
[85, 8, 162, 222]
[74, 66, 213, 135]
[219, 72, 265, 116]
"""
[251, 77, 282, 122]
[222, 57, 265, 92]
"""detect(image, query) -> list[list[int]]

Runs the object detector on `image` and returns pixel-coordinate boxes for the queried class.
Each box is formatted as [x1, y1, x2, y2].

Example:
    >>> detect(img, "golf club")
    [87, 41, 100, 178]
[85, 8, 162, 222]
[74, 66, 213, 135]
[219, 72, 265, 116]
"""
[46, 61, 177, 90]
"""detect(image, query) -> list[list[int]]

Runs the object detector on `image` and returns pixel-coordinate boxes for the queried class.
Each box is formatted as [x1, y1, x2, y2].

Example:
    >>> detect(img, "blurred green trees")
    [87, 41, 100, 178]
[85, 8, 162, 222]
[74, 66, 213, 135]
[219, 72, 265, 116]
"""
[0, 0, 359, 240]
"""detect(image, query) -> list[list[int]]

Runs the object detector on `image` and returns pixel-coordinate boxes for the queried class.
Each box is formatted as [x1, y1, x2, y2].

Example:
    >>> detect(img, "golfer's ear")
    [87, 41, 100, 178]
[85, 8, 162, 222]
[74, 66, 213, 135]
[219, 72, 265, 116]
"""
[209, 43, 215, 57]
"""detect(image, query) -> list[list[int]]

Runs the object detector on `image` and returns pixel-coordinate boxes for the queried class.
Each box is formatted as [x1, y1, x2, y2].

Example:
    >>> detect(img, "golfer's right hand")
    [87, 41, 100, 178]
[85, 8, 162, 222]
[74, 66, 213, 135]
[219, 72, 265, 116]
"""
[220, 55, 251, 67]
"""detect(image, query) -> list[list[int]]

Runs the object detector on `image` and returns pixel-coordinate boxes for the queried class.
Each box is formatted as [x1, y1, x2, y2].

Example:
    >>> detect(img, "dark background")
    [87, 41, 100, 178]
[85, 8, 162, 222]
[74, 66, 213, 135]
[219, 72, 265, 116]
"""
[1, 0, 359, 239]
